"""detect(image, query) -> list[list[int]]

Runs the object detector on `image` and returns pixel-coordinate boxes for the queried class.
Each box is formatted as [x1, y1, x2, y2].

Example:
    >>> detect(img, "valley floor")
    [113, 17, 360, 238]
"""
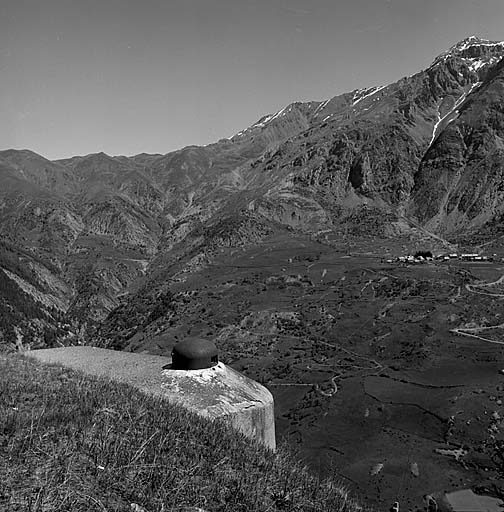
[126, 232, 504, 511]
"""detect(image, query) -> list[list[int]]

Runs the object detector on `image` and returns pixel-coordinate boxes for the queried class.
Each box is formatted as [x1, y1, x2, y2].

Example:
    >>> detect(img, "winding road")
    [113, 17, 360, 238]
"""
[451, 274, 504, 344]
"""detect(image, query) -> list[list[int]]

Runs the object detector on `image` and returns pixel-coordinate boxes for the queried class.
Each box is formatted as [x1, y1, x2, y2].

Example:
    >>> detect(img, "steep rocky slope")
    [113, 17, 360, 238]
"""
[1, 36, 504, 349]
[0, 104, 313, 345]
[411, 55, 504, 236]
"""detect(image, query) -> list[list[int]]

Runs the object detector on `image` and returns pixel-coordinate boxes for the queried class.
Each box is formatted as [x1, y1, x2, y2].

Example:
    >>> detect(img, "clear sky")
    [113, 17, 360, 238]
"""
[1, 0, 503, 160]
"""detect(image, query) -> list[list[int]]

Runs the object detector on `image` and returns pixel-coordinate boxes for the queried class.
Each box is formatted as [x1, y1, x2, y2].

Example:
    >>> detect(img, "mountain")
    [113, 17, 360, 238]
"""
[411, 46, 504, 238]
[0, 36, 503, 349]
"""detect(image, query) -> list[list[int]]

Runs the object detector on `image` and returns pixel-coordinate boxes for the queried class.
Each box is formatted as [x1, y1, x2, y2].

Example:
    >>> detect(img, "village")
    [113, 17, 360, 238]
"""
[386, 251, 496, 265]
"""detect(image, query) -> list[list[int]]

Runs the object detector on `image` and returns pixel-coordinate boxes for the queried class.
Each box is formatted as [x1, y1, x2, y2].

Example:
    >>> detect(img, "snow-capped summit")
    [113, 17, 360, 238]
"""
[431, 35, 504, 72]
[454, 35, 497, 51]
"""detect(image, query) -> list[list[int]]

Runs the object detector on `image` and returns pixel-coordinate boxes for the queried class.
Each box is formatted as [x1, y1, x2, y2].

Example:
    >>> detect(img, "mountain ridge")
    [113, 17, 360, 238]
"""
[1, 35, 504, 349]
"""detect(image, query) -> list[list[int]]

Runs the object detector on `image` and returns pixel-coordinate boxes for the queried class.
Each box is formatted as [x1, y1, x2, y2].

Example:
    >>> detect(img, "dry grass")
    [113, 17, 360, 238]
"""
[0, 353, 367, 512]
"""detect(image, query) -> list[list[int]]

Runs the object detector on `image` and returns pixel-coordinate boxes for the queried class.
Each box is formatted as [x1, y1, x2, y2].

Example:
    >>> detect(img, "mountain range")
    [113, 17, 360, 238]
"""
[1, 35, 504, 349]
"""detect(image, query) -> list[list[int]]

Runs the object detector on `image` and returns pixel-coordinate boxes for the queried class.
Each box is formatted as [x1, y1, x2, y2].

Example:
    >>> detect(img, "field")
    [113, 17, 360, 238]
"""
[128, 230, 504, 511]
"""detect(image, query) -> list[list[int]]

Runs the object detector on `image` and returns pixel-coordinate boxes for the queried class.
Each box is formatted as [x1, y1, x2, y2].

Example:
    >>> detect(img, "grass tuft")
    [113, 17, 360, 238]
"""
[0, 353, 367, 512]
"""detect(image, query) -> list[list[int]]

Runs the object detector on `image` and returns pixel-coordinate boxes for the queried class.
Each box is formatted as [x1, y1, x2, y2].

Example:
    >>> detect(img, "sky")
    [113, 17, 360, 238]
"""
[1, 0, 503, 160]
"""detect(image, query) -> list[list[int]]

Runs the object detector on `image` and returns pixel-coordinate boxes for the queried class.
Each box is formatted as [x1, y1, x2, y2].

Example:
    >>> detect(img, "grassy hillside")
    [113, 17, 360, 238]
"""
[0, 353, 366, 512]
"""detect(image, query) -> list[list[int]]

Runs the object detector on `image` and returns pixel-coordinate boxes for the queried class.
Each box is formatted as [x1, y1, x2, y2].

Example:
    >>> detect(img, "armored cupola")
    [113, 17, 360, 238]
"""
[171, 338, 218, 370]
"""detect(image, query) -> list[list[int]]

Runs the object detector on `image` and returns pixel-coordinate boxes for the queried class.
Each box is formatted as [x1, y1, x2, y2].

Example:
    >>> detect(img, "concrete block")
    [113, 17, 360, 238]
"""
[26, 346, 275, 450]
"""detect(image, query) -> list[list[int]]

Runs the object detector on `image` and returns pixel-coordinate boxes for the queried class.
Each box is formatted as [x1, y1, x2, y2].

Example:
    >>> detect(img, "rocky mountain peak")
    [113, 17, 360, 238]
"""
[452, 35, 495, 49]
[431, 35, 504, 75]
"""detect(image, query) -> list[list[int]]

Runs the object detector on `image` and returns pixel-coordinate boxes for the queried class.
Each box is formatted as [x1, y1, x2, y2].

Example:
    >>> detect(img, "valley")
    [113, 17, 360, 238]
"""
[107, 230, 504, 511]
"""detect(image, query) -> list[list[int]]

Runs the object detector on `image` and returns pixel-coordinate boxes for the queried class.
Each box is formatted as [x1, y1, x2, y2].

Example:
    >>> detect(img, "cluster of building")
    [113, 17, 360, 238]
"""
[439, 253, 491, 262]
[392, 254, 433, 264]
[385, 252, 493, 264]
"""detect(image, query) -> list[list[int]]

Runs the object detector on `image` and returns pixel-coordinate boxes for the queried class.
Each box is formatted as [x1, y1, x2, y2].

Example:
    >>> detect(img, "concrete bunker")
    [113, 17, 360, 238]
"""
[27, 339, 275, 450]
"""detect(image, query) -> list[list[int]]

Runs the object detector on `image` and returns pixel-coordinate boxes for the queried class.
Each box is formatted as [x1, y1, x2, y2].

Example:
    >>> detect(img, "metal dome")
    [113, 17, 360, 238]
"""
[171, 338, 218, 370]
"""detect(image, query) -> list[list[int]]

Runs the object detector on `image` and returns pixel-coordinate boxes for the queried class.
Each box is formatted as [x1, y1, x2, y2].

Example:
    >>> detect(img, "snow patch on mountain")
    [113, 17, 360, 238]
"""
[429, 81, 482, 146]
[230, 105, 295, 139]
[464, 55, 501, 73]
[313, 99, 330, 115]
[352, 85, 386, 106]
